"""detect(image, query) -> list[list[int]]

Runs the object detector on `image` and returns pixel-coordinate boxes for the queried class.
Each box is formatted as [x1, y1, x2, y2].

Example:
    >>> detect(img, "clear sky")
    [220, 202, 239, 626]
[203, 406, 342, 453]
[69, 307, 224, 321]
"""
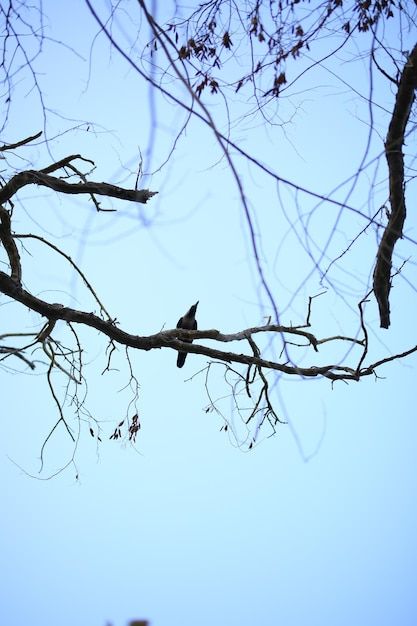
[1, 2, 417, 626]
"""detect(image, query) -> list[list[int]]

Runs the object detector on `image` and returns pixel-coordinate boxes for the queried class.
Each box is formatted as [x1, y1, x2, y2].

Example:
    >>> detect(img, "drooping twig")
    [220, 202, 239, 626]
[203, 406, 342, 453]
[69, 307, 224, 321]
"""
[373, 43, 417, 328]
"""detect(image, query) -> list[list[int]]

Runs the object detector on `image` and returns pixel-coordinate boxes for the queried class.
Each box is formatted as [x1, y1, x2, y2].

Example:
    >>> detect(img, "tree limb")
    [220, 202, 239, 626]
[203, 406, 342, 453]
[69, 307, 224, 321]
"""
[0, 270, 364, 381]
[373, 43, 417, 328]
[0, 131, 42, 152]
[0, 205, 21, 283]
[0, 169, 157, 206]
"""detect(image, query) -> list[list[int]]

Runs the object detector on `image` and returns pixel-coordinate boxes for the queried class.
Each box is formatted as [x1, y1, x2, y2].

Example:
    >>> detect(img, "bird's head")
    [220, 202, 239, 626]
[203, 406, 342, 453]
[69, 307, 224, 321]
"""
[189, 301, 199, 315]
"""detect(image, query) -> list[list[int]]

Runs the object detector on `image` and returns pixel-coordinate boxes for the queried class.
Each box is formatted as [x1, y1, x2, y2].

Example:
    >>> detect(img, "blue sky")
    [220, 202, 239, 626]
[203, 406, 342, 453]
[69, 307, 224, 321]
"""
[1, 2, 417, 625]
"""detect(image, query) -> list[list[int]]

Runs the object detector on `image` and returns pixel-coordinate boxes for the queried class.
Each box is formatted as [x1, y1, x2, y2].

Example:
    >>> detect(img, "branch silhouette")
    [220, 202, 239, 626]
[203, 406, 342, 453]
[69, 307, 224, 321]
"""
[373, 43, 417, 328]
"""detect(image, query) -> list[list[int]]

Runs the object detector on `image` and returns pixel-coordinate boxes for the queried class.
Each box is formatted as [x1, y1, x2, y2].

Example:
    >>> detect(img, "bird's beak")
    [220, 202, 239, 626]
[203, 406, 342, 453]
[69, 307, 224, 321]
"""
[195, 301, 199, 308]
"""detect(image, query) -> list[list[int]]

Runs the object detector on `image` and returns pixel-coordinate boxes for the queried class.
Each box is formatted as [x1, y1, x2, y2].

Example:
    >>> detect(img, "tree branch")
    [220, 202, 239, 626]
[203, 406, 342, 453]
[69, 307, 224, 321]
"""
[0, 130, 42, 152]
[0, 205, 21, 283]
[0, 270, 366, 381]
[373, 43, 417, 328]
[0, 169, 157, 206]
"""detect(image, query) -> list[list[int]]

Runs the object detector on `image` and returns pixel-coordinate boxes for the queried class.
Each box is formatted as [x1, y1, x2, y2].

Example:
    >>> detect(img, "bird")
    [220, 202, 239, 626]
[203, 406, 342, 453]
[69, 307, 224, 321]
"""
[176, 301, 199, 368]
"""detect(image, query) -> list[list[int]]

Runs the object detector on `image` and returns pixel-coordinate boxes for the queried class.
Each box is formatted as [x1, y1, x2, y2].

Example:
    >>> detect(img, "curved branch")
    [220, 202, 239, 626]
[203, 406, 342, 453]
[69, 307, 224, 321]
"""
[0, 270, 363, 381]
[0, 346, 36, 369]
[15, 233, 113, 321]
[0, 169, 157, 206]
[373, 43, 417, 328]
[0, 205, 21, 282]
[0, 130, 42, 152]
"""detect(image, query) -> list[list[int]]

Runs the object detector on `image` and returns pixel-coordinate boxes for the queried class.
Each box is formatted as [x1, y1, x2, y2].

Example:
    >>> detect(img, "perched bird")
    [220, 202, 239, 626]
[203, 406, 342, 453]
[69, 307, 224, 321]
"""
[176, 301, 199, 368]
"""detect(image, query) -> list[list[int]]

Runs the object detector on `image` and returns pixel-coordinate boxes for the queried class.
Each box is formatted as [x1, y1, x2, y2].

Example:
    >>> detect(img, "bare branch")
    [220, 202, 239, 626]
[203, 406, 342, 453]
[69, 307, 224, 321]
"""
[0, 270, 363, 381]
[373, 43, 417, 328]
[39, 154, 95, 174]
[0, 131, 42, 152]
[15, 233, 113, 321]
[0, 168, 157, 206]
[0, 205, 21, 282]
[0, 346, 35, 369]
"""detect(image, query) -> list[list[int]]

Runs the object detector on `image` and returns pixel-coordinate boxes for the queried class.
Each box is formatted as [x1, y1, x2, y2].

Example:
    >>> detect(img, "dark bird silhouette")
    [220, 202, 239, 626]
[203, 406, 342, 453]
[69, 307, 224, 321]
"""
[176, 301, 199, 368]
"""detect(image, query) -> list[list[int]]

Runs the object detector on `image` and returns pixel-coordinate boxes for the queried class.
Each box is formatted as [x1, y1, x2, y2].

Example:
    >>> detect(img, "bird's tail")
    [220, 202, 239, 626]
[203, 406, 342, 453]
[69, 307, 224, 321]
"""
[177, 352, 187, 368]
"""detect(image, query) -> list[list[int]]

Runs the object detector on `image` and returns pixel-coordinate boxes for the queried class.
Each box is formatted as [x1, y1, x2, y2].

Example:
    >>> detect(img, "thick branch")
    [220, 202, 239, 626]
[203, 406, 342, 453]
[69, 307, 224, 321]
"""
[0, 169, 157, 205]
[0, 206, 21, 282]
[0, 270, 361, 381]
[373, 43, 417, 328]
